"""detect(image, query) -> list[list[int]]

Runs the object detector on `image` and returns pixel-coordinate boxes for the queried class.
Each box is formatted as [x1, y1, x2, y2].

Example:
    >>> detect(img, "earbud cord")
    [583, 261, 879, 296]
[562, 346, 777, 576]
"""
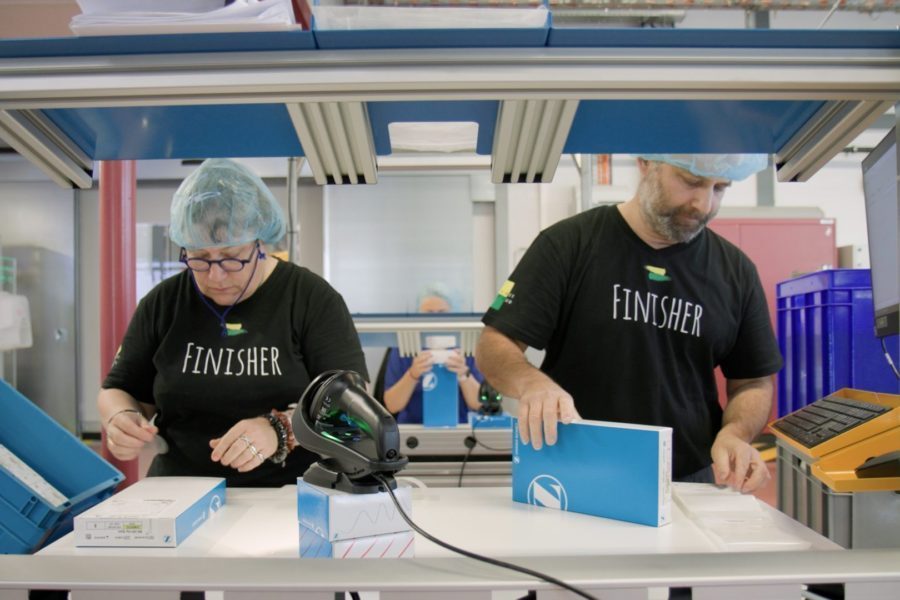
[189, 246, 265, 337]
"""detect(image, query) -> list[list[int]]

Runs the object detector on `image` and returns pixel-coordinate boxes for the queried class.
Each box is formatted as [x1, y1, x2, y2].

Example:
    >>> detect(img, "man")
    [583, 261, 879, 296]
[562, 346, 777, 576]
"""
[476, 154, 781, 492]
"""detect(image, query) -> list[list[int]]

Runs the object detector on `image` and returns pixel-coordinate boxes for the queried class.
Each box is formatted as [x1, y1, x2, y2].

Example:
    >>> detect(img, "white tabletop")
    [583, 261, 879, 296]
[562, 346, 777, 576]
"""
[39, 483, 837, 559]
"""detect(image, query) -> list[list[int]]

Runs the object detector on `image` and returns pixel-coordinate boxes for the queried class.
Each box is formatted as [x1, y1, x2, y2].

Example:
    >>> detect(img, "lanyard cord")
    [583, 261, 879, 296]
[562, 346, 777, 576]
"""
[189, 249, 263, 337]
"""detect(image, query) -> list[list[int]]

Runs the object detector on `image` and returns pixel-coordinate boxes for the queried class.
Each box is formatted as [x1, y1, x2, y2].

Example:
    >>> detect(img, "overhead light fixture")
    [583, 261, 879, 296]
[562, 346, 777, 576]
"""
[0, 110, 92, 189]
[491, 99, 579, 184]
[287, 101, 377, 185]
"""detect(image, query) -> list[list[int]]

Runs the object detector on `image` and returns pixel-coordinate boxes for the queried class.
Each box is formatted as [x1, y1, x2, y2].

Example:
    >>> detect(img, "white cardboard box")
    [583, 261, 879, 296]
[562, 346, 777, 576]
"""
[74, 476, 225, 547]
[297, 479, 412, 541]
[299, 524, 415, 558]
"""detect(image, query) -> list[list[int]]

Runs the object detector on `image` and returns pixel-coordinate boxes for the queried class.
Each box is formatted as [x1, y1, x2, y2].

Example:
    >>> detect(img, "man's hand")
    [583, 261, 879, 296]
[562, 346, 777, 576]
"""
[518, 375, 580, 449]
[710, 428, 770, 492]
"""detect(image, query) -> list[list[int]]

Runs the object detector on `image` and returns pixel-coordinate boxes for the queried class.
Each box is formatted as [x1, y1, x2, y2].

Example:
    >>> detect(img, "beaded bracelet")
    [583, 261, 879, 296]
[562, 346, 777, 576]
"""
[264, 412, 290, 465]
[272, 409, 297, 453]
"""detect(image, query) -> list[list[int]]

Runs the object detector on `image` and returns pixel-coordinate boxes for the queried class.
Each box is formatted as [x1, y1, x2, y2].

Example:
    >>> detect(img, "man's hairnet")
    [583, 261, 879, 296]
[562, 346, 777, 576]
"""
[638, 154, 768, 182]
[169, 158, 286, 250]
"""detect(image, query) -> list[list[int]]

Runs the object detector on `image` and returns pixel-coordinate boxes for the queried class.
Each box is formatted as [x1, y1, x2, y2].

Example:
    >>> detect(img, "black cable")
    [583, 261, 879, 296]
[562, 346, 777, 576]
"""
[457, 436, 475, 487]
[880, 336, 900, 379]
[469, 416, 511, 452]
[348, 592, 361, 600]
[373, 474, 599, 600]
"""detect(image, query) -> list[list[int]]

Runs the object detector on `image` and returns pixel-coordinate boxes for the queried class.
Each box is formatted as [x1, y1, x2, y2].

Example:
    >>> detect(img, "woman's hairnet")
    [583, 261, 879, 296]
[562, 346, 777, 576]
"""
[169, 158, 286, 250]
[638, 154, 768, 182]
[417, 282, 456, 312]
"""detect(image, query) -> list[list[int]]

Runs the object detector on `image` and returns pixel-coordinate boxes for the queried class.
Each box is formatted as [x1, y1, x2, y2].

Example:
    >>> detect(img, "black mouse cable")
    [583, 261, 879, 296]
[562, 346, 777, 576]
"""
[373, 473, 599, 600]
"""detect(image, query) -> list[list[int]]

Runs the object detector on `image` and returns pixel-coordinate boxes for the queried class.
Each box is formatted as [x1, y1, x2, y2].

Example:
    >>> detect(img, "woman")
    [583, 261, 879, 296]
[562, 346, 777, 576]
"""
[98, 158, 367, 486]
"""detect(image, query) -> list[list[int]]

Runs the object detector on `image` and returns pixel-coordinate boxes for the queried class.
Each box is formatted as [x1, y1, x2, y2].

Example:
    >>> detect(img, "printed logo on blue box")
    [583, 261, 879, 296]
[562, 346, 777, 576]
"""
[512, 418, 672, 527]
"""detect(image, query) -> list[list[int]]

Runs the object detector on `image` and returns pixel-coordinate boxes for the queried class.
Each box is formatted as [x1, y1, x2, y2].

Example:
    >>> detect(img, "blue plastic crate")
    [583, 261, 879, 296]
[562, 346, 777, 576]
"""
[0, 380, 123, 554]
[776, 269, 900, 417]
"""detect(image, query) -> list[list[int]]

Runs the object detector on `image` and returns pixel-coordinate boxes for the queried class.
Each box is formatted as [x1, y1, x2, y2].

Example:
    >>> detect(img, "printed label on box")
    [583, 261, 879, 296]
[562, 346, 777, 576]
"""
[75, 477, 225, 547]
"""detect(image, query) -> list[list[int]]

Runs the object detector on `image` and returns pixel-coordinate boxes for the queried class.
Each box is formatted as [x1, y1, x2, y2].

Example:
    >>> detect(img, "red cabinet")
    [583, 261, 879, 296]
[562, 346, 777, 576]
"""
[708, 218, 838, 421]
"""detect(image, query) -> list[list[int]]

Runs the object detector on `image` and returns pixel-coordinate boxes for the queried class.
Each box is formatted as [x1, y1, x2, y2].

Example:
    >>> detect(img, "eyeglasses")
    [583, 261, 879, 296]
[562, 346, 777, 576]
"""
[179, 242, 259, 273]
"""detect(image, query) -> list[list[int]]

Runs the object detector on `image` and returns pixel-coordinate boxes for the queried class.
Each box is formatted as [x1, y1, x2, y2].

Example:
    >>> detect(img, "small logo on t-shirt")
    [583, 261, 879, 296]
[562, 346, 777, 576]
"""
[490, 280, 516, 310]
[224, 323, 247, 337]
[645, 265, 671, 282]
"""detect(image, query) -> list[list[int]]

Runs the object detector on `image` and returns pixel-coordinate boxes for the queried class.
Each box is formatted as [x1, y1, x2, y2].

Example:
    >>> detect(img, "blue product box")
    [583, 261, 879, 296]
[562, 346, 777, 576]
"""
[74, 477, 225, 547]
[0, 379, 123, 554]
[468, 411, 513, 429]
[299, 524, 415, 559]
[297, 480, 412, 542]
[422, 364, 458, 427]
[512, 418, 673, 527]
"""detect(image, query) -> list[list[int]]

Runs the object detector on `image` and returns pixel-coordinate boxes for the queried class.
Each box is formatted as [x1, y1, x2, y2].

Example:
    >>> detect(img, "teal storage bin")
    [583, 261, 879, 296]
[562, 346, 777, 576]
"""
[776, 269, 900, 417]
[0, 379, 123, 554]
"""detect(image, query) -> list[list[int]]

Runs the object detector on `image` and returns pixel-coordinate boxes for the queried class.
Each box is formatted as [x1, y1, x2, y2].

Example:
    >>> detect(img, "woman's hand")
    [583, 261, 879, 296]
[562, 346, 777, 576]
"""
[209, 416, 278, 473]
[408, 351, 434, 380]
[105, 410, 158, 461]
[444, 349, 469, 378]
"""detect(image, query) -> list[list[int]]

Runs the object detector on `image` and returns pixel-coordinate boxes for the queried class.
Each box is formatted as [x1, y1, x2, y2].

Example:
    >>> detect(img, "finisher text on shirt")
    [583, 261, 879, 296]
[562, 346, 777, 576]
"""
[181, 342, 283, 376]
[612, 284, 703, 337]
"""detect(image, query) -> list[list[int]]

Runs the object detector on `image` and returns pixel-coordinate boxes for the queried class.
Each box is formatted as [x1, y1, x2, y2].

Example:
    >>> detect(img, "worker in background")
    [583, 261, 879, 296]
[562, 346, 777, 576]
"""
[98, 158, 366, 486]
[382, 283, 484, 422]
[476, 154, 780, 492]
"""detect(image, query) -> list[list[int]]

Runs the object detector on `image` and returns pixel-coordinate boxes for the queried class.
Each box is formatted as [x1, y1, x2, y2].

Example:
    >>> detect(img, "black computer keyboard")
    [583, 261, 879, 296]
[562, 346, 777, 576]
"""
[773, 395, 890, 448]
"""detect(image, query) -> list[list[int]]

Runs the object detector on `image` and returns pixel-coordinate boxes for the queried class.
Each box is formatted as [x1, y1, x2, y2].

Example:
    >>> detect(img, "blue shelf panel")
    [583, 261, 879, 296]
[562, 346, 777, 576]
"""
[563, 100, 826, 154]
[548, 28, 900, 49]
[0, 30, 315, 59]
[368, 101, 499, 156]
[44, 104, 304, 160]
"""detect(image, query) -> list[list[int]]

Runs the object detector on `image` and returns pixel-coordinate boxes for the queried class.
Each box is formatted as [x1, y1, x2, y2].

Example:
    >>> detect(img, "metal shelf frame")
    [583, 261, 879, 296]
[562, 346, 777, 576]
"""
[1, 42, 898, 187]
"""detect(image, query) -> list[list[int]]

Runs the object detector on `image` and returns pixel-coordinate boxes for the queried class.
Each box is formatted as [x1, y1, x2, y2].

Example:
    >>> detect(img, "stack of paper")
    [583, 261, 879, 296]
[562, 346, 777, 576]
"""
[70, 0, 299, 36]
[312, 5, 549, 31]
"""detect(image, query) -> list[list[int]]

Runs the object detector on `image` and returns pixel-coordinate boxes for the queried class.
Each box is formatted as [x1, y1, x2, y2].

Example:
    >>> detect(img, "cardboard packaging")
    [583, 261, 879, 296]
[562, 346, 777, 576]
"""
[512, 418, 672, 527]
[422, 335, 459, 427]
[299, 524, 415, 558]
[74, 477, 225, 547]
[297, 479, 412, 541]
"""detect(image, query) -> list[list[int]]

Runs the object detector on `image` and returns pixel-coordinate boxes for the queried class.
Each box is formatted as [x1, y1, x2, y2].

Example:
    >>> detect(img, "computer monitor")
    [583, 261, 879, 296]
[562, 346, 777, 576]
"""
[861, 126, 899, 338]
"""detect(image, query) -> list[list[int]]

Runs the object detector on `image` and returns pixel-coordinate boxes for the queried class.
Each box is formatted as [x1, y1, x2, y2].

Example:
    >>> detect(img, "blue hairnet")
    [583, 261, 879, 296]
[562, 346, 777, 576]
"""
[169, 158, 286, 250]
[638, 154, 768, 182]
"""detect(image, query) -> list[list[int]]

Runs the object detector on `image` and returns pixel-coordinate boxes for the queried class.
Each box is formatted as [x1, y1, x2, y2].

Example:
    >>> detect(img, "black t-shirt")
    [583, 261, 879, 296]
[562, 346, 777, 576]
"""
[482, 205, 782, 478]
[103, 260, 368, 487]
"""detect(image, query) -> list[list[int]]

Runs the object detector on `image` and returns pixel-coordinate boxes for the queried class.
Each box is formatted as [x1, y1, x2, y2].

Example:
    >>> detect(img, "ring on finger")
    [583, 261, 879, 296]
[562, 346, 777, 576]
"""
[247, 442, 260, 456]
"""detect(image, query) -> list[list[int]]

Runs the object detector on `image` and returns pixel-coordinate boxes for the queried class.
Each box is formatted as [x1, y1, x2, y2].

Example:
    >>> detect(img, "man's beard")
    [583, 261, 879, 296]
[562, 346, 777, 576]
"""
[637, 166, 717, 244]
